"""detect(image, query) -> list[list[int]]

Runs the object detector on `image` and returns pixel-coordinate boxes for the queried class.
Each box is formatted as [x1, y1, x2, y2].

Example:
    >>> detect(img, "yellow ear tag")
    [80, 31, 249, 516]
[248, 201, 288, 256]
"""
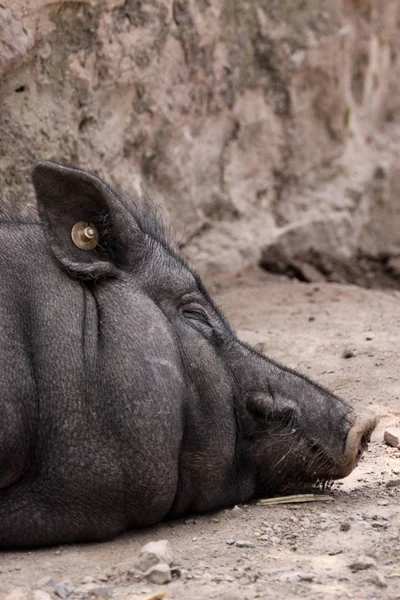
[71, 221, 99, 250]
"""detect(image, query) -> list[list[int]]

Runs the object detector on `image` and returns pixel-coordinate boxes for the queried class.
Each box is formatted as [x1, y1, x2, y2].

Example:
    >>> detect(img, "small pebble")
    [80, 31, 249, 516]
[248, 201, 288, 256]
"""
[54, 586, 70, 600]
[35, 577, 55, 590]
[279, 572, 301, 584]
[370, 571, 387, 588]
[91, 587, 113, 598]
[235, 540, 255, 549]
[145, 563, 172, 585]
[136, 540, 174, 572]
[299, 573, 314, 582]
[342, 348, 355, 359]
[371, 521, 387, 529]
[349, 513, 364, 522]
[340, 522, 351, 531]
[230, 505, 243, 516]
[74, 584, 98, 595]
[348, 557, 377, 572]
[386, 479, 400, 487]
[271, 536, 281, 544]
[384, 427, 400, 448]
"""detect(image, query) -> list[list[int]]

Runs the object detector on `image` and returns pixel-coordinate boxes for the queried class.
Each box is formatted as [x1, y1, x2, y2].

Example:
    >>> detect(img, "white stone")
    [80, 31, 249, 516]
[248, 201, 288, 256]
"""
[136, 540, 174, 572]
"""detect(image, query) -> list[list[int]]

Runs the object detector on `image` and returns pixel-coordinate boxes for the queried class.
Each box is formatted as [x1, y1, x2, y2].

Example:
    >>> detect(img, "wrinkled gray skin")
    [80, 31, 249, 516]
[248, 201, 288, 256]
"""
[0, 162, 378, 549]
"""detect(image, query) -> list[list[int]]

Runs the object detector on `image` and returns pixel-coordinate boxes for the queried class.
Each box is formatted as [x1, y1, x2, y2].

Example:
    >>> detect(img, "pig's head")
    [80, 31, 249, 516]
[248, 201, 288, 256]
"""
[233, 350, 379, 495]
[32, 161, 378, 510]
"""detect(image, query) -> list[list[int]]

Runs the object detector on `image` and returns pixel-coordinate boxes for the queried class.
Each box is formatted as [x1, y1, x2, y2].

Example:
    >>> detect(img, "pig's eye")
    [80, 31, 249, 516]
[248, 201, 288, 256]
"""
[181, 306, 211, 327]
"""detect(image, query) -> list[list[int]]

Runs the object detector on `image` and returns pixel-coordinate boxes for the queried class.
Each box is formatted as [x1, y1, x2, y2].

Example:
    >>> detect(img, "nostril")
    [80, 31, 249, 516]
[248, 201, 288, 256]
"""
[357, 438, 369, 457]
[355, 431, 371, 461]
[361, 434, 368, 448]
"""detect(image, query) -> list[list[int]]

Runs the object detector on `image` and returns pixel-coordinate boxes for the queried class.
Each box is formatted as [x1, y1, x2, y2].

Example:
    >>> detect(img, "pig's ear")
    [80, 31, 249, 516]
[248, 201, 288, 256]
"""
[32, 161, 141, 279]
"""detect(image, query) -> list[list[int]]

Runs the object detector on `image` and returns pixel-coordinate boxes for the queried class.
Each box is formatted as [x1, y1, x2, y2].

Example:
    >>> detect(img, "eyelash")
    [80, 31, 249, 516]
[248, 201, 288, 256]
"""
[181, 306, 210, 325]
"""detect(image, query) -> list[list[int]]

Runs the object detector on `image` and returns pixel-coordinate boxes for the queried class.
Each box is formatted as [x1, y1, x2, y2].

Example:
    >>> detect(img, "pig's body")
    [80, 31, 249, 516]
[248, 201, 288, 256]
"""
[0, 162, 378, 549]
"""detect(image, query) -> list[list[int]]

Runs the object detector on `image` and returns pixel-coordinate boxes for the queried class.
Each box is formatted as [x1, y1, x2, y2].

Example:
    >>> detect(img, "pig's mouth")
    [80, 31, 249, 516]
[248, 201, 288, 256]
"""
[284, 411, 379, 493]
[304, 411, 379, 484]
[255, 411, 379, 497]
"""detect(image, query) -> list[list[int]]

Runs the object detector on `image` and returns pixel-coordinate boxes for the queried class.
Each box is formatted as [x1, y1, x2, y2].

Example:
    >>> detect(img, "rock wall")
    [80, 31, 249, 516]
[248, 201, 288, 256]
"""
[1, 0, 400, 275]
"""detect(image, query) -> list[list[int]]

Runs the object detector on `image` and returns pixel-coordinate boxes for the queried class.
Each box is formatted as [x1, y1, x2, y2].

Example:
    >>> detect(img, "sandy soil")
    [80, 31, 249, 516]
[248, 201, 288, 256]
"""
[1, 268, 399, 600]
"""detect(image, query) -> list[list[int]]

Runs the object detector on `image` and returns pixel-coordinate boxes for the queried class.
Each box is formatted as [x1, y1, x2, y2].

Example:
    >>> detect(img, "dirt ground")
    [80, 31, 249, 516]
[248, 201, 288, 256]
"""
[1, 267, 399, 600]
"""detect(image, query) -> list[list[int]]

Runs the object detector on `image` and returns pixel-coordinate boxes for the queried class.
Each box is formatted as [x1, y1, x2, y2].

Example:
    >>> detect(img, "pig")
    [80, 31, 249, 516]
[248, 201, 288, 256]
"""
[0, 161, 378, 549]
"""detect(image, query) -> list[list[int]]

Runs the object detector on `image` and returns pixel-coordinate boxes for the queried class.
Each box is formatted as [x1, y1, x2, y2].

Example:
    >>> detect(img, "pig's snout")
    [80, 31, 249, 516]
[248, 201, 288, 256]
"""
[339, 412, 379, 477]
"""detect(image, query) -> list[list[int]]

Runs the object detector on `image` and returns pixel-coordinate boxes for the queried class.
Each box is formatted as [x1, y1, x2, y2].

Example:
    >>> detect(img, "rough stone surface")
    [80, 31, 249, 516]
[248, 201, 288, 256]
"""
[91, 587, 114, 598]
[235, 540, 255, 548]
[1, 1, 400, 276]
[348, 556, 377, 572]
[54, 585, 70, 600]
[384, 427, 400, 448]
[386, 479, 400, 487]
[136, 540, 174, 572]
[370, 571, 387, 588]
[144, 563, 172, 585]
[34, 578, 55, 591]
